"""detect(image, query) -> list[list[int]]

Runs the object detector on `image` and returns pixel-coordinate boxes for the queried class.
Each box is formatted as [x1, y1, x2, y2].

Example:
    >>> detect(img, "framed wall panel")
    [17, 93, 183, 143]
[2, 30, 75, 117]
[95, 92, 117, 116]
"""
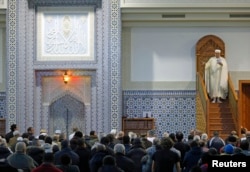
[36, 6, 95, 61]
[0, 0, 7, 9]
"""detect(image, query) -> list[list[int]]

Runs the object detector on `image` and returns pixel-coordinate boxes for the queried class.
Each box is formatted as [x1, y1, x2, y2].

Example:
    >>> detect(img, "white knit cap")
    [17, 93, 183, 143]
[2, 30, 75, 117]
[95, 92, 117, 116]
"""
[215, 49, 221, 53]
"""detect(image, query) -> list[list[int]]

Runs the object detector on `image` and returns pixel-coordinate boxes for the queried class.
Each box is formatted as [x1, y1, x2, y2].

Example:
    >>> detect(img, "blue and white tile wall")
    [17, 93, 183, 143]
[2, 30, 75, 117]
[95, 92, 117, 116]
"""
[123, 90, 196, 139]
[0, 93, 6, 119]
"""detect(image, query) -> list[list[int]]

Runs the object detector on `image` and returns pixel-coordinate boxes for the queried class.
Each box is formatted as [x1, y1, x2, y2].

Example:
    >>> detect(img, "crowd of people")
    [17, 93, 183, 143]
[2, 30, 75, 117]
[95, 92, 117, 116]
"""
[0, 124, 249, 172]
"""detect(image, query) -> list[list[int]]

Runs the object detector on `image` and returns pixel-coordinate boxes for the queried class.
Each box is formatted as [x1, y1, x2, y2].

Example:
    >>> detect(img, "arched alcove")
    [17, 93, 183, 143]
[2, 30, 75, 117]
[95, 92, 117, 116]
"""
[49, 94, 85, 137]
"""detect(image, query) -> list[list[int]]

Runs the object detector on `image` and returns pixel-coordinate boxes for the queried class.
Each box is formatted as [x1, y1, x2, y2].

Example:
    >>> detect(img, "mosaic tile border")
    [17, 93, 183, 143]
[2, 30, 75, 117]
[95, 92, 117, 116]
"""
[6, 0, 120, 135]
[0, 92, 6, 119]
[123, 90, 197, 138]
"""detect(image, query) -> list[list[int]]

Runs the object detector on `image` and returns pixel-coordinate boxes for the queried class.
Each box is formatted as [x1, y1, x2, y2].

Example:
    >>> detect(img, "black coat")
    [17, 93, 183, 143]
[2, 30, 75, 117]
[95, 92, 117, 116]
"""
[26, 146, 44, 165]
[115, 153, 135, 172]
[0, 147, 17, 172]
[54, 147, 80, 165]
[126, 145, 146, 172]
[89, 151, 109, 172]
[98, 165, 124, 172]
[74, 147, 91, 172]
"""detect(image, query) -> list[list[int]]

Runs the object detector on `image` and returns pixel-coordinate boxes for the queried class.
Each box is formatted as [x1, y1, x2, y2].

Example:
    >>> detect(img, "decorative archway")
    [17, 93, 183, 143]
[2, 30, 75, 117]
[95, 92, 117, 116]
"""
[195, 34, 225, 132]
[49, 94, 85, 138]
[196, 34, 225, 81]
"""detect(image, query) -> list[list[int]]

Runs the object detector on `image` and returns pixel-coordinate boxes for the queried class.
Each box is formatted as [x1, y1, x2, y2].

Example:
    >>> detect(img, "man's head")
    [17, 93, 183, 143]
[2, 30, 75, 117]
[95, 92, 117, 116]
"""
[27, 127, 34, 134]
[74, 131, 83, 138]
[102, 155, 116, 166]
[175, 131, 184, 141]
[43, 153, 54, 163]
[13, 130, 20, 137]
[15, 141, 26, 153]
[152, 138, 160, 146]
[122, 135, 130, 144]
[77, 138, 86, 147]
[215, 49, 221, 57]
[60, 154, 72, 165]
[114, 143, 125, 155]
[10, 124, 17, 132]
[72, 127, 78, 132]
[61, 139, 69, 149]
[161, 137, 174, 150]
[213, 131, 219, 137]
[90, 130, 96, 136]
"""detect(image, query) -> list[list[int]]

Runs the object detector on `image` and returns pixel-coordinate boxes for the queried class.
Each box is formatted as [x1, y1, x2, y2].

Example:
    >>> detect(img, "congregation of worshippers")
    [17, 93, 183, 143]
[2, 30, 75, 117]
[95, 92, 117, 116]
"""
[0, 124, 250, 172]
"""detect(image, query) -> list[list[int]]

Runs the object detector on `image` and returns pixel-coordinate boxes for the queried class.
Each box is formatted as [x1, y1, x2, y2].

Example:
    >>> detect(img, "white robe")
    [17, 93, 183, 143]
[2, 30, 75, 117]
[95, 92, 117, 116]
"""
[205, 56, 228, 99]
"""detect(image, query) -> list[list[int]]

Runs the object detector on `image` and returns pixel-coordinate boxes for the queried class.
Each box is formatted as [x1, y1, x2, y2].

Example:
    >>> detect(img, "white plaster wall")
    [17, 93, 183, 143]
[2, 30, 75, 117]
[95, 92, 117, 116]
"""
[230, 71, 250, 90]
[123, 26, 250, 90]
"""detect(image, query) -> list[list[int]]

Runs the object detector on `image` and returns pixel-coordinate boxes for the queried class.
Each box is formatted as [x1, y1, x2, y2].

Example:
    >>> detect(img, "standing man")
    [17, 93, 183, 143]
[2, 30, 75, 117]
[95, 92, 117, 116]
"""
[5, 124, 17, 144]
[205, 49, 228, 103]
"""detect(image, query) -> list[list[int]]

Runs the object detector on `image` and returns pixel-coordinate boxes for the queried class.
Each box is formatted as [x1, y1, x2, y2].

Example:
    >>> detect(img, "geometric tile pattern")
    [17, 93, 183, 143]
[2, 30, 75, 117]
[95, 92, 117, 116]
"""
[110, 0, 122, 131]
[5, 0, 112, 135]
[2, 1, 206, 138]
[0, 92, 6, 119]
[123, 90, 196, 139]
[6, 0, 17, 130]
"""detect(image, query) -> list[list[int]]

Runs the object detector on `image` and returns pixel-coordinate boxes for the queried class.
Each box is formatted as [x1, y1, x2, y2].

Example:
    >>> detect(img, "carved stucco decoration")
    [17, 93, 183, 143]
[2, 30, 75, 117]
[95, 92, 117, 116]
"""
[196, 35, 225, 81]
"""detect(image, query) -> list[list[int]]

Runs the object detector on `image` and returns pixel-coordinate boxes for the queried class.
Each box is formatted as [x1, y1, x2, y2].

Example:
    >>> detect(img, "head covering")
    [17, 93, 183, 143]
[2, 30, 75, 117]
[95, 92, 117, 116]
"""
[40, 129, 47, 136]
[215, 49, 221, 53]
[55, 130, 61, 134]
[13, 130, 20, 136]
[224, 144, 234, 154]
[17, 137, 23, 141]
[110, 129, 117, 135]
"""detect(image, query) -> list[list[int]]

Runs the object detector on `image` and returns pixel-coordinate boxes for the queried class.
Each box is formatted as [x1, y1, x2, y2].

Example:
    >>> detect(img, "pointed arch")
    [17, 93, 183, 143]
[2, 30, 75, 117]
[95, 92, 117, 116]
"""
[49, 94, 86, 136]
[196, 35, 225, 80]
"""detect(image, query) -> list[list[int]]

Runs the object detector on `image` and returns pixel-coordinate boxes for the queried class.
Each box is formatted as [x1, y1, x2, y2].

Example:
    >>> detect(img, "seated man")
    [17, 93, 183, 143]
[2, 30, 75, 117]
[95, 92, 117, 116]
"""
[56, 154, 80, 172]
[32, 153, 62, 172]
[7, 141, 37, 171]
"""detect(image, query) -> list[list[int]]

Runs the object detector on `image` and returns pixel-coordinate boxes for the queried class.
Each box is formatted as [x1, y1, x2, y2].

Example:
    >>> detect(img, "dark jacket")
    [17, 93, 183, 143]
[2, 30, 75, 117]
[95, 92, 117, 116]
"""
[98, 165, 124, 172]
[0, 146, 12, 159]
[74, 147, 91, 172]
[26, 146, 44, 165]
[56, 164, 80, 172]
[183, 146, 203, 172]
[54, 147, 80, 165]
[0, 147, 17, 172]
[89, 151, 109, 172]
[126, 144, 146, 172]
[115, 152, 135, 172]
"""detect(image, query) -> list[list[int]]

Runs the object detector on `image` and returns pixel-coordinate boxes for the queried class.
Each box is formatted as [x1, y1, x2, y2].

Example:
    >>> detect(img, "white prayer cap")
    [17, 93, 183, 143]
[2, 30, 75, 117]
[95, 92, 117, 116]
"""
[110, 129, 117, 135]
[17, 137, 23, 141]
[215, 49, 221, 53]
[13, 130, 20, 136]
[55, 130, 61, 134]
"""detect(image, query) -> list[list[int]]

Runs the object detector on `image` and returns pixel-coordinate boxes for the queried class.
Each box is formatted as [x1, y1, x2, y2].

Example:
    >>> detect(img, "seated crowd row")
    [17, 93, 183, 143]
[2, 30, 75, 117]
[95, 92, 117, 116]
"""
[0, 124, 250, 172]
